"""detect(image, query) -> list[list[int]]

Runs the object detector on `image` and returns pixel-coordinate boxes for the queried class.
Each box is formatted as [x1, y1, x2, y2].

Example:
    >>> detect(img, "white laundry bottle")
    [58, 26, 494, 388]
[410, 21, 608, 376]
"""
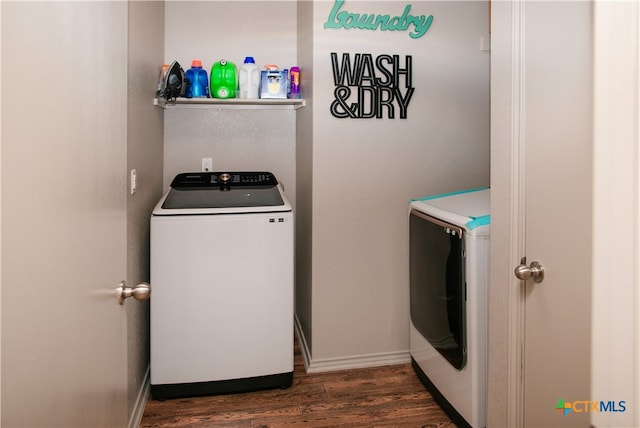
[239, 56, 260, 99]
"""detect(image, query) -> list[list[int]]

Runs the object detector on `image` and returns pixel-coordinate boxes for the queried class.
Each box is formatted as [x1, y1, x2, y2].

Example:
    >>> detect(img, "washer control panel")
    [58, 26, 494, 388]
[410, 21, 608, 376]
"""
[171, 172, 278, 188]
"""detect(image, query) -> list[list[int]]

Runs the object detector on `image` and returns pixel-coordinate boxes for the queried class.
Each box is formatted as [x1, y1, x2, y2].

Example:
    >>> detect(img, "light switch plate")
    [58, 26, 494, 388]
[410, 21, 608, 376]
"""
[130, 169, 137, 195]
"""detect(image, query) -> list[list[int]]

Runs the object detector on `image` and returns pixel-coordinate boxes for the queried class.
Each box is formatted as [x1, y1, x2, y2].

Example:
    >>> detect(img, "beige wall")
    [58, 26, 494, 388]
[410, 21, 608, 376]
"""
[162, 0, 489, 369]
[591, 3, 640, 426]
[486, 2, 519, 424]
[306, 1, 489, 365]
[127, 1, 165, 424]
[162, 1, 299, 198]
[295, 0, 315, 357]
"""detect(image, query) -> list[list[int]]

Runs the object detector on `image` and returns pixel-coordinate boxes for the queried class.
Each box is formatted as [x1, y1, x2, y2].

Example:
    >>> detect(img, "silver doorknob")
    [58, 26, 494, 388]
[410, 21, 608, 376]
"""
[514, 258, 545, 283]
[116, 281, 151, 305]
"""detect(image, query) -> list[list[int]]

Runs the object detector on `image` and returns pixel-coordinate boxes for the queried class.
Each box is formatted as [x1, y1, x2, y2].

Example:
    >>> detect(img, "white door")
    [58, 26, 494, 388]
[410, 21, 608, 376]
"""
[1, 2, 129, 426]
[490, 1, 640, 427]
[520, 2, 593, 426]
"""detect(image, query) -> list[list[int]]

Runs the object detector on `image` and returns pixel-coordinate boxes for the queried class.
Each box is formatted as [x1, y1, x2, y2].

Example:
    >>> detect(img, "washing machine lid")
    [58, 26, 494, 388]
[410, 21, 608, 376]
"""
[410, 188, 490, 234]
[153, 172, 292, 215]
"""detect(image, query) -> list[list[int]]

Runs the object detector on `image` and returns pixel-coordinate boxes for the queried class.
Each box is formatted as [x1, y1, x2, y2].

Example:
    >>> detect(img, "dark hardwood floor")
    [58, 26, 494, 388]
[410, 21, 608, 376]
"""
[140, 339, 456, 427]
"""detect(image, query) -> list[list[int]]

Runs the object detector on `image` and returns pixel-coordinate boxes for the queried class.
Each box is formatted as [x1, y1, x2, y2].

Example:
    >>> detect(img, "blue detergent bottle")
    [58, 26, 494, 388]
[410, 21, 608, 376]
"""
[185, 60, 209, 98]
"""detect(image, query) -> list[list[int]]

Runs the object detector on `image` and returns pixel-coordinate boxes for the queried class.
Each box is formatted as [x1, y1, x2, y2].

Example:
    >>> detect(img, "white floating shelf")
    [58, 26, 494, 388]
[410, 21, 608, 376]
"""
[154, 97, 305, 110]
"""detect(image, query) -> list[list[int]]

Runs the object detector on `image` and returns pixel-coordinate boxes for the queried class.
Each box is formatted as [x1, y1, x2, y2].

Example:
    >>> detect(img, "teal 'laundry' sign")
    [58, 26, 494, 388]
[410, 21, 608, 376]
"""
[324, 0, 434, 39]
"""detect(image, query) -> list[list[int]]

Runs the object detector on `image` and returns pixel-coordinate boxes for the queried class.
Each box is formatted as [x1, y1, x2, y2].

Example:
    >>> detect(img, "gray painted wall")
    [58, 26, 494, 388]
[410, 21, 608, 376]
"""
[162, 0, 489, 369]
[162, 1, 298, 196]
[127, 1, 164, 423]
[295, 0, 315, 357]
[306, 1, 489, 364]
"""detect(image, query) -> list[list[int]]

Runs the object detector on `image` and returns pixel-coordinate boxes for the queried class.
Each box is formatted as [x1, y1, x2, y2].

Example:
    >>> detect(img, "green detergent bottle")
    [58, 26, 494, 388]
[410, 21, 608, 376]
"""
[210, 59, 237, 99]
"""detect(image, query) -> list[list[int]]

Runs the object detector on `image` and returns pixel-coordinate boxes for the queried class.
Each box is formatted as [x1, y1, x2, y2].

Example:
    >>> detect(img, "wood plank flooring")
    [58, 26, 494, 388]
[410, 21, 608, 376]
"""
[140, 339, 456, 427]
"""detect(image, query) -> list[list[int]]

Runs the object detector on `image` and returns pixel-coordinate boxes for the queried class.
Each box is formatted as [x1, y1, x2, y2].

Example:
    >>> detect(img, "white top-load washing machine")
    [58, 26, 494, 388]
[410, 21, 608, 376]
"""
[150, 171, 293, 400]
[409, 188, 490, 428]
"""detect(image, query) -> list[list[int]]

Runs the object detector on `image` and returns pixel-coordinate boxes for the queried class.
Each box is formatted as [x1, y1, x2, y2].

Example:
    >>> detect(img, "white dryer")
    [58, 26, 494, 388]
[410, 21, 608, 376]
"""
[150, 172, 293, 400]
[409, 188, 490, 428]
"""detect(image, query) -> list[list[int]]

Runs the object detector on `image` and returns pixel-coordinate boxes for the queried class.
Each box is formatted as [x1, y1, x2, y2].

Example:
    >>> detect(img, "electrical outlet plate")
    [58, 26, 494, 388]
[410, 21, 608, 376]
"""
[202, 157, 213, 172]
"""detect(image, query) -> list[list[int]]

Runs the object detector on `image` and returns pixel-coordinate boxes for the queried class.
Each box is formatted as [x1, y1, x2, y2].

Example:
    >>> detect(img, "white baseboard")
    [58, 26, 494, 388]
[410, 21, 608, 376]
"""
[294, 315, 312, 371]
[129, 366, 150, 428]
[294, 315, 411, 374]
